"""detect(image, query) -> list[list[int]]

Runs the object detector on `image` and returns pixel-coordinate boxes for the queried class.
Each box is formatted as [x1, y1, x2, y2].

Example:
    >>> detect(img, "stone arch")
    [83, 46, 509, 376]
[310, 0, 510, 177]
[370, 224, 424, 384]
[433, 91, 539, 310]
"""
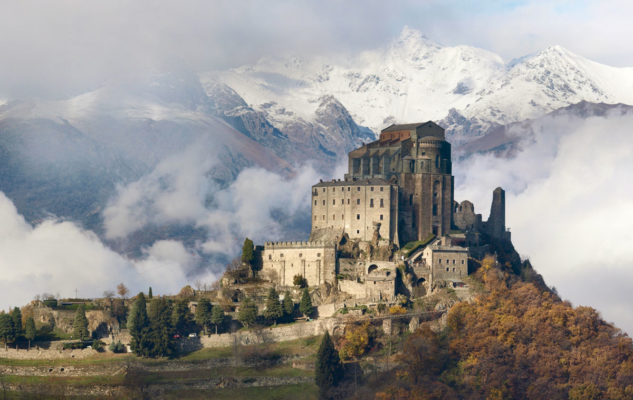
[367, 264, 378, 274]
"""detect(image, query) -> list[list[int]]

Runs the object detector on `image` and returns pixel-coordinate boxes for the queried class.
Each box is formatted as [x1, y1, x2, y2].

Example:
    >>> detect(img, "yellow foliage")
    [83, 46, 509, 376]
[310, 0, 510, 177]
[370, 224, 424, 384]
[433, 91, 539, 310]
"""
[339, 321, 370, 360]
[389, 305, 407, 315]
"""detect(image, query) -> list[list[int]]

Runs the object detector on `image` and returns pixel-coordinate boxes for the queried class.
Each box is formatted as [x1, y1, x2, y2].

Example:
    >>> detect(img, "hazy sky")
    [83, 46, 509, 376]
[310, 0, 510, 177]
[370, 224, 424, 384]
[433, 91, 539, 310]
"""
[1, 0, 633, 98]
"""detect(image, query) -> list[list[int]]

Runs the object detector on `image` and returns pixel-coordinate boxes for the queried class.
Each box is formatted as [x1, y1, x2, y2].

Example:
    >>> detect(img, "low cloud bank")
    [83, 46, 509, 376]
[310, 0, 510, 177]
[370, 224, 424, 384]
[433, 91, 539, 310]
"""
[455, 111, 633, 334]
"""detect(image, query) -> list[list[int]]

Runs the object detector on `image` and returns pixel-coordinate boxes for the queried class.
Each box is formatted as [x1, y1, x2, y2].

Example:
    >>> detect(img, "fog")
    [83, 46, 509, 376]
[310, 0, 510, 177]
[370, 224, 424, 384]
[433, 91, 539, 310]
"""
[455, 111, 633, 334]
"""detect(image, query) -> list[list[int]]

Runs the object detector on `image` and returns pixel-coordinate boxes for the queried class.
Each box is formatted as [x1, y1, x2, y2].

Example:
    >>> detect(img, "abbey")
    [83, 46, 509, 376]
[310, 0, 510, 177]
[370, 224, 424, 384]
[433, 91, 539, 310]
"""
[261, 122, 509, 300]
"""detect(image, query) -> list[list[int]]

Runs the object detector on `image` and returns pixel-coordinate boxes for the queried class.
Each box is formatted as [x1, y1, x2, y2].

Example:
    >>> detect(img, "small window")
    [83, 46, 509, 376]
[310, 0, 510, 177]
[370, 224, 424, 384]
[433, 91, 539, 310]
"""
[268, 255, 272, 260]
[452, 268, 455, 272]
[332, 199, 335, 205]
[317, 253, 321, 257]
[314, 216, 317, 221]
[409, 194, 413, 205]
[380, 214, 383, 220]
[322, 215, 325, 220]
[323, 188, 325, 192]
[380, 198, 384, 208]
[299, 253, 302, 257]
[453, 259, 455, 264]
[314, 200, 317, 206]
[347, 187, 350, 191]
[370, 199, 374, 208]
[356, 214, 360, 220]
[439, 259, 442, 264]
[322, 200, 325, 206]
[280, 253, 284, 258]
[341, 214, 344, 219]
[332, 215, 335, 220]
[446, 267, 449, 272]
[357, 199, 360, 205]
[370, 187, 374, 192]
[356, 230, 360, 234]
[347, 199, 350, 204]
[341, 187, 344, 191]
[380, 187, 384, 192]
[357, 187, 360, 191]
[461, 260, 465, 264]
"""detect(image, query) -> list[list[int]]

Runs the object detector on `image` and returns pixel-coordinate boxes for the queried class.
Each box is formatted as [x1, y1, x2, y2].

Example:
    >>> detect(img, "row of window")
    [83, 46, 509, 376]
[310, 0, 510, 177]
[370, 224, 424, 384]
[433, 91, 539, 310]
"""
[314, 198, 385, 207]
[438, 259, 465, 265]
[319, 186, 385, 193]
[315, 214, 384, 221]
[269, 252, 321, 260]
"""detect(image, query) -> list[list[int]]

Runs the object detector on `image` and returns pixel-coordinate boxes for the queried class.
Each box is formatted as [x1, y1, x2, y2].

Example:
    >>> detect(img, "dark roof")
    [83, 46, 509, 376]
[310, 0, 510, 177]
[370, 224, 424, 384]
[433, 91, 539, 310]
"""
[313, 177, 392, 187]
[381, 121, 443, 132]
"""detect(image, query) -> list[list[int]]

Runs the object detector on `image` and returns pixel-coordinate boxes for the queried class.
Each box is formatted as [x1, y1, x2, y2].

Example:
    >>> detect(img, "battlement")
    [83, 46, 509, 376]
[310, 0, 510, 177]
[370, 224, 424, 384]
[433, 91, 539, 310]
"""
[264, 241, 336, 249]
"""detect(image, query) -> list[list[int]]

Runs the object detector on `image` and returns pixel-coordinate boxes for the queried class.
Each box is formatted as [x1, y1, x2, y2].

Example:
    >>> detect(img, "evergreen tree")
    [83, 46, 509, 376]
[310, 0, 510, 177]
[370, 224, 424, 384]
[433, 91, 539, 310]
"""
[315, 331, 344, 398]
[237, 297, 258, 328]
[72, 304, 90, 341]
[127, 293, 150, 355]
[283, 291, 294, 320]
[195, 298, 213, 335]
[241, 238, 255, 272]
[24, 317, 36, 350]
[0, 314, 15, 349]
[300, 288, 313, 318]
[10, 307, 22, 337]
[148, 287, 153, 299]
[263, 288, 283, 324]
[172, 299, 194, 336]
[148, 297, 174, 358]
[211, 306, 224, 334]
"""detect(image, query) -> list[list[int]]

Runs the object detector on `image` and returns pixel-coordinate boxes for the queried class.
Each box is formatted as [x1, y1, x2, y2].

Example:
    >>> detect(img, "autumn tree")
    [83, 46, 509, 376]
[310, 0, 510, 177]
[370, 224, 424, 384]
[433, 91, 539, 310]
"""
[72, 304, 89, 341]
[300, 288, 313, 318]
[315, 331, 343, 399]
[117, 283, 129, 305]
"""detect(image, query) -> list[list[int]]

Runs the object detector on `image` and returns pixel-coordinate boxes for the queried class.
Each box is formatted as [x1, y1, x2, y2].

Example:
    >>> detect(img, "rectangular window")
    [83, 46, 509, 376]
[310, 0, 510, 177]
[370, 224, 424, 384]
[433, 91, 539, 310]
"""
[371, 187, 374, 191]
[314, 216, 317, 221]
[341, 199, 344, 205]
[268, 254, 272, 260]
[370, 199, 374, 208]
[280, 253, 284, 258]
[380, 187, 384, 192]
[332, 215, 335, 220]
[347, 199, 350, 204]
[356, 214, 360, 220]
[357, 187, 360, 191]
[317, 253, 321, 257]
[357, 199, 360, 205]
[341, 214, 344, 219]
[380, 214, 383, 220]
[322, 215, 325, 220]
[453, 259, 455, 264]
[347, 187, 350, 191]
[314, 200, 317, 205]
[356, 230, 360, 234]
[332, 199, 335, 205]
[322, 200, 325, 206]
[380, 198, 384, 208]
[323, 188, 325, 192]
[461, 260, 465, 264]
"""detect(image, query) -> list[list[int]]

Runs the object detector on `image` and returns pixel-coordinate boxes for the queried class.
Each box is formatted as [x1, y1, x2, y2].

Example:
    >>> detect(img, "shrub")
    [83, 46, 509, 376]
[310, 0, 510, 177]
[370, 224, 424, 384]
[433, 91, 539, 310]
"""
[293, 275, 307, 288]
[389, 305, 407, 315]
[109, 341, 127, 353]
[92, 339, 105, 352]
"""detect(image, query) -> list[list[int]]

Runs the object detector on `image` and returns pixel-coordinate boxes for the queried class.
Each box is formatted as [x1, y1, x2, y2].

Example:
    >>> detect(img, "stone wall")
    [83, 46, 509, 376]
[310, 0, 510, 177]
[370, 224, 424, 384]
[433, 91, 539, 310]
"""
[311, 181, 397, 243]
[261, 241, 336, 287]
[422, 240, 468, 283]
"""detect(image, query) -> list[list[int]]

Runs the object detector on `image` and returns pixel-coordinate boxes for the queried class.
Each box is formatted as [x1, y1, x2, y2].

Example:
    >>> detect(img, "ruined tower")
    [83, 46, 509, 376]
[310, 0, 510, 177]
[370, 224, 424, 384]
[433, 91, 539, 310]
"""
[485, 187, 510, 241]
[343, 122, 454, 244]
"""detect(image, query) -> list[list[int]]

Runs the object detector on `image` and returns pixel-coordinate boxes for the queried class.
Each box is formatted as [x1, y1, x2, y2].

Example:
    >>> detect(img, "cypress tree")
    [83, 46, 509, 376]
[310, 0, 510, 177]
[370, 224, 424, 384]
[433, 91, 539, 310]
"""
[148, 287, 153, 299]
[315, 331, 343, 398]
[72, 304, 89, 341]
[237, 297, 258, 328]
[263, 288, 283, 324]
[127, 293, 150, 355]
[148, 297, 174, 358]
[0, 314, 15, 349]
[10, 307, 22, 337]
[211, 306, 224, 334]
[242, 238, 255, 276]
[24, 317, 36, 350]
[300, 288, 313, 318]
[172, 299, 194, 336]
[195, 298, 212, 335]
[283, 291, 294, 320]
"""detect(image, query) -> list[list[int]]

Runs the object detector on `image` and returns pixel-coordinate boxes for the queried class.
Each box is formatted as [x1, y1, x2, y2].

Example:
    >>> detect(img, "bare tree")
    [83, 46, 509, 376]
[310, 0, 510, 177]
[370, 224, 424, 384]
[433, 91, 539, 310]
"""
[117, 283, 129, 306]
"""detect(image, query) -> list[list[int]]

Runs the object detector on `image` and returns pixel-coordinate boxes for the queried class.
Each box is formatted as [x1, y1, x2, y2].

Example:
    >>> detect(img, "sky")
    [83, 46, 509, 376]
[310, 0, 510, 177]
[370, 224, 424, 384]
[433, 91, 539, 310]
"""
[1, 0, 633, 333]
[2, 0, 633, 99]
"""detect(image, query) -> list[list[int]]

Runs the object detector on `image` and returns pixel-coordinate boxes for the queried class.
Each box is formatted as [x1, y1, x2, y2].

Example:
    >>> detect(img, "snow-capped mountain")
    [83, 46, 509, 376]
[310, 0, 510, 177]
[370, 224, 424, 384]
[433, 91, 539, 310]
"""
[204, 26, 633, 146]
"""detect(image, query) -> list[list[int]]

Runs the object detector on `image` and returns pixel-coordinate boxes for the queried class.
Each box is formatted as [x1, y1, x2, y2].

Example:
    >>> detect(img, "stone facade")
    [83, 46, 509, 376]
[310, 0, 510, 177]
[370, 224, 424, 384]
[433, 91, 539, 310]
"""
[345, 121, 454, 243]
[311, 179, 399, 244]
[261, 241, 336, 287]
[422, 237, 468, 283]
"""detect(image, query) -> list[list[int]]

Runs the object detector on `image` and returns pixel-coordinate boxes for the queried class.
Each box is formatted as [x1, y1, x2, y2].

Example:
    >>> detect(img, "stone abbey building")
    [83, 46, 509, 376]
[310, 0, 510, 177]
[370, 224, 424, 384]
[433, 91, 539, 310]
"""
[261, 122, 509, 300]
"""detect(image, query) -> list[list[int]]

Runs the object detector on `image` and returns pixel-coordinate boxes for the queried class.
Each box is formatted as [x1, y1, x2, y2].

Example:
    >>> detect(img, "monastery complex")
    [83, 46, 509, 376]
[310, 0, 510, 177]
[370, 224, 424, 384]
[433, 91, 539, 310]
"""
[260, 122, 510, 302]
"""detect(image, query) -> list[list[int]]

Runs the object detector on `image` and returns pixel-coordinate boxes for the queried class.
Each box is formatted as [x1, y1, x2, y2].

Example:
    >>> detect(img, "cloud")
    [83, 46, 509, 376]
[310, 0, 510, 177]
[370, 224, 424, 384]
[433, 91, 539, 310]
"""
[2, 1, 633, 99]
[455, 111, 633, 334]
[0, 191, 211, 311]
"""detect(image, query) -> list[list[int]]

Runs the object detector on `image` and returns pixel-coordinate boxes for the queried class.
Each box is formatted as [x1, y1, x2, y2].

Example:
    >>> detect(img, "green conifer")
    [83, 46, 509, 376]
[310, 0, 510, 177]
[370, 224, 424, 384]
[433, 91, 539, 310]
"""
[195, 298, 213, 335]
[264, 288, 283, 324]
[300, 288, 313, 318]
[72, 304, 89, 341]
[148, 297, 174, 358]
[283, 291, 294, 320]
[237, 297, 258, 328]
[10, 307, 22, 337]
[315, 331, 343, 398]
[127, 293, 150, 355]
[211, 306, 225, 334]
[0, 314, 15, 349]
[24, 317, 36, 350]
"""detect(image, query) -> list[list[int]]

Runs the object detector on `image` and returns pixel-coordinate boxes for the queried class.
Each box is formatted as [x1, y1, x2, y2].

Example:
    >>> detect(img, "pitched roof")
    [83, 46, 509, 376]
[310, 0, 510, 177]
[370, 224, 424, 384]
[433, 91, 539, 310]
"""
[380, 121, 443, 133]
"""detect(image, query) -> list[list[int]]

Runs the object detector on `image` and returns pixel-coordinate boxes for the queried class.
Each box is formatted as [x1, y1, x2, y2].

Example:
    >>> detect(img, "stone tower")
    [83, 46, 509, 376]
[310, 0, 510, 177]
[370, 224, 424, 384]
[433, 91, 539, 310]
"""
[344, 122, 454, 244]
[485, 187, 509, 240]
